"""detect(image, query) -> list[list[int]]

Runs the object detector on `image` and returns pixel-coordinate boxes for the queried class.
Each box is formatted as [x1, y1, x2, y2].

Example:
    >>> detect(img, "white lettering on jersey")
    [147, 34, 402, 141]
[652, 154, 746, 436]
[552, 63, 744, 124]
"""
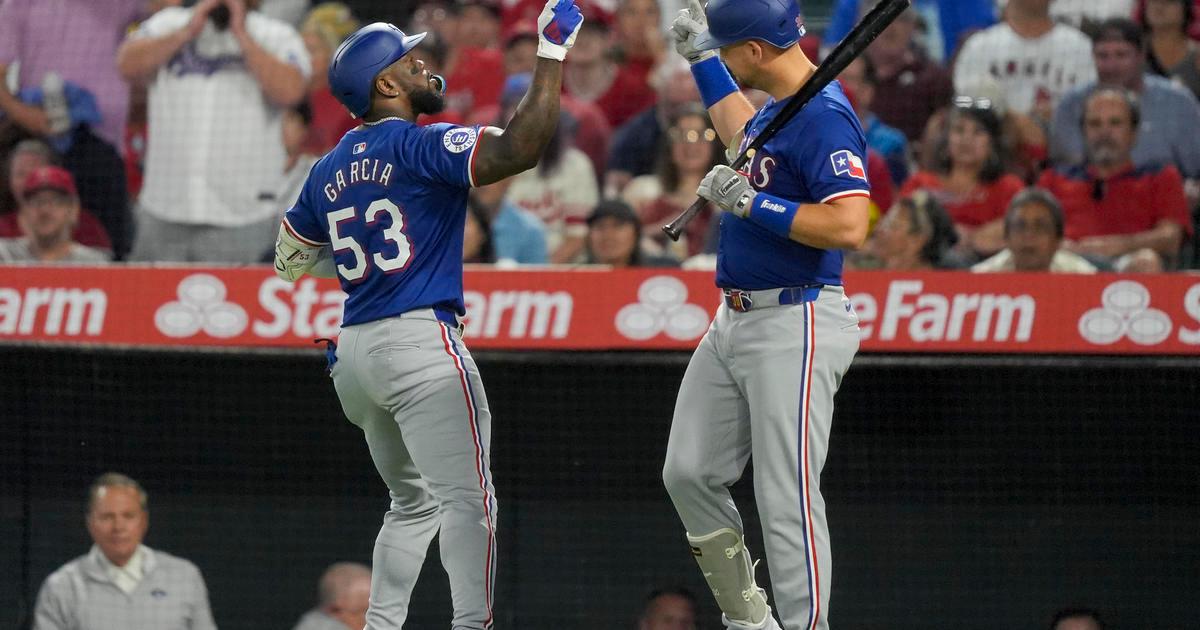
[322, 159, 396, 203]
[443, 127, 479, 154]
[751, 156, 776, 189]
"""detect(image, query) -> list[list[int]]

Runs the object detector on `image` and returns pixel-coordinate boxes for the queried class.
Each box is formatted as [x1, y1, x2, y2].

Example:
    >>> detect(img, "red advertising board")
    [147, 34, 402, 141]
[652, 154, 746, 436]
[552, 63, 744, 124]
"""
[1, 265, 1199, 354]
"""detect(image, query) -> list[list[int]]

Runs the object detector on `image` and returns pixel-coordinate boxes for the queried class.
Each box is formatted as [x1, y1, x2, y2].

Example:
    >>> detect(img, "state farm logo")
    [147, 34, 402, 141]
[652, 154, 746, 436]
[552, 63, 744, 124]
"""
[615, 276, 710, 341]
[155, 274, 249, 338]
[1078, 280, 1172, 345]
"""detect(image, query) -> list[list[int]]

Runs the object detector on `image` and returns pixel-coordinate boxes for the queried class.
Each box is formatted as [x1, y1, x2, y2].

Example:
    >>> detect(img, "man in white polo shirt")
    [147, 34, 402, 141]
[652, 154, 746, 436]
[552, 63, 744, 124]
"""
[32, 473, 217, 630]
[117, 0, 310, 262]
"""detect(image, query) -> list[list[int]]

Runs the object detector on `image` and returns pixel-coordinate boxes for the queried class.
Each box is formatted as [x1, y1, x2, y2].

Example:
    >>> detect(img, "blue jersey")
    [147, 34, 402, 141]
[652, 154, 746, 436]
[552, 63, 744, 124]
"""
[283, 119, 487, 326]
[716, 82, 869, 290]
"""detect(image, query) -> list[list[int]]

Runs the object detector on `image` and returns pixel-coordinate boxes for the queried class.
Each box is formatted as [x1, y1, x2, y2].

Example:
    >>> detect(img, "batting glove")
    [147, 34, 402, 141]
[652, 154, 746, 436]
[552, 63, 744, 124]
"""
[698, 164, 756, 218]
[537, 0, 584, 61]
[671, 0, 716, 64]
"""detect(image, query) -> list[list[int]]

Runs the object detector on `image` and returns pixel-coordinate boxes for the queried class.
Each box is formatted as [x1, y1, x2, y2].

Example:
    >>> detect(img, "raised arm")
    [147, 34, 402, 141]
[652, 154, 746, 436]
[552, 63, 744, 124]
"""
[117, 0, 219, 83]
[0, 63, 50, 135]
[670, 0, 755, 145]
[470, 0, 583, 186]
[227, 0, 307, 107]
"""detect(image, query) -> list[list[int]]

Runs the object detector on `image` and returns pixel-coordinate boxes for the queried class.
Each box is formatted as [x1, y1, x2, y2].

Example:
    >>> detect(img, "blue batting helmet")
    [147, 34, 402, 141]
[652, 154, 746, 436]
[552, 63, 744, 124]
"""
[328, 22, 427, 117]
[693, 0, 805, 51]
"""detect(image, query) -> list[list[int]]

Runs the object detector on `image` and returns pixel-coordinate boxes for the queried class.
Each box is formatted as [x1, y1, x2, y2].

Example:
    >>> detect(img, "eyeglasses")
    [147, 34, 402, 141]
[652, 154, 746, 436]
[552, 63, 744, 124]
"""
[953, 95, 995, 111]
[668, 127, 717, 144]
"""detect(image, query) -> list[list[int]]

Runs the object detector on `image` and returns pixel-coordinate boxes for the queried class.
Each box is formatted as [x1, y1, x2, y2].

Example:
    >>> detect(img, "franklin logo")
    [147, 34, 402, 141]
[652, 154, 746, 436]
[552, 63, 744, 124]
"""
[151, 588, 167, 598]
[443, 127, 479, 154]
[352, 142, 367, 155]
[762, 199, 786, 213]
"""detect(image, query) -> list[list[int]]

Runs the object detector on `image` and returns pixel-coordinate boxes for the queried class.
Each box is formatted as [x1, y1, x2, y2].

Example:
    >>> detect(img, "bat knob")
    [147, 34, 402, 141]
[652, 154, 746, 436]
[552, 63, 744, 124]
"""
[662, 223, 682, 241]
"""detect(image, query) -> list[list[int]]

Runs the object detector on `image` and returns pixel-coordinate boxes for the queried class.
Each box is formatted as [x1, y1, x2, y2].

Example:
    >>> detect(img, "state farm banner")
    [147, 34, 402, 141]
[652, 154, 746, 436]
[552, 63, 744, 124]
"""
[1, 265, 1199, 354]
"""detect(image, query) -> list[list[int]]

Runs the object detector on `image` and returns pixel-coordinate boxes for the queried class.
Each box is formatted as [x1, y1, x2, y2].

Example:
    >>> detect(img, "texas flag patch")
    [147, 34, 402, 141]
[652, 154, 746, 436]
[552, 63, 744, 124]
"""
[353, 142, 367, 155]
[830, 150, 867, 181]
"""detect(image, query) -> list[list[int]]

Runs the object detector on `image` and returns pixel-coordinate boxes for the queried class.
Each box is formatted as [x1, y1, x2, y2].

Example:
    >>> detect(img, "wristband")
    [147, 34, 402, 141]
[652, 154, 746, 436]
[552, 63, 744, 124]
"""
[747, 192, 799, 238]
[691, 56, 738, 108]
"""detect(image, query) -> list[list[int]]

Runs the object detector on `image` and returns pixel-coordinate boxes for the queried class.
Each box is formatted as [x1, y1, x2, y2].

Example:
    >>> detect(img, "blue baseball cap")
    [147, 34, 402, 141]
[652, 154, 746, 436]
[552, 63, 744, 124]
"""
[693, 0, 805, 51]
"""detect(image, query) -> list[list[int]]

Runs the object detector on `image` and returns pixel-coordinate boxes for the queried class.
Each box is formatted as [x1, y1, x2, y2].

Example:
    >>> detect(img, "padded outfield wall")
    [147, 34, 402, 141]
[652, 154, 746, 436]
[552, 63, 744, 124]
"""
[2, 347, 1196, 630]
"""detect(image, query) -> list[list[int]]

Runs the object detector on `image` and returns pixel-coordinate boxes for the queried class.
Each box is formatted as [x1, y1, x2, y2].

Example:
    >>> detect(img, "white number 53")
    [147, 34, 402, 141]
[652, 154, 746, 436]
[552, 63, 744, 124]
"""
[327, 199, 412, 282]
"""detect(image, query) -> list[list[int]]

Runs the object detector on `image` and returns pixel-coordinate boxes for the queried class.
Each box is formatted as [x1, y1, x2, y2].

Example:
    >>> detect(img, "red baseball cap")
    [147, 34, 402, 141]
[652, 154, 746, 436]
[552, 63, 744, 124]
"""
[502, 19, 538, 48]
[22, 166, 77, 200]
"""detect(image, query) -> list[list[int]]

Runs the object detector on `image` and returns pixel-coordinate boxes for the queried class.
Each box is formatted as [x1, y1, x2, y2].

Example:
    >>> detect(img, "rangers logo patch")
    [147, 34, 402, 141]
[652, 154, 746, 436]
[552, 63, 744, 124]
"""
[353, 142, 367, 154]
[443, 127, 478, 154]
[830, 149, 867, 181]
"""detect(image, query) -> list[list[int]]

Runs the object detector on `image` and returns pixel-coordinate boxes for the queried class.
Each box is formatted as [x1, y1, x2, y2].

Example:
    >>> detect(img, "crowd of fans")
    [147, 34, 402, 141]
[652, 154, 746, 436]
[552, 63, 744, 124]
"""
[1, 0, 1199, 274]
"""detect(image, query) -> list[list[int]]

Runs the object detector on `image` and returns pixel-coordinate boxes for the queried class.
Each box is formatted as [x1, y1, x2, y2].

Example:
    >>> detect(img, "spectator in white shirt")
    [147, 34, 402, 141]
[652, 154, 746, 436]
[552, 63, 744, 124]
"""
[117, 0, 310, 262]
[32, 473, 217, 630]
[972, 187, 1099, 273]
[955, 0, 1096, 122]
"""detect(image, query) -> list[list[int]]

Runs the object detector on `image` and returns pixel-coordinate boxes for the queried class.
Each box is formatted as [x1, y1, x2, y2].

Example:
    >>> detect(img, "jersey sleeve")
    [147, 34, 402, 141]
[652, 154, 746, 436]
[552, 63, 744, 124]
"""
[405, 123, 495, 189]
[281, 184, 328, 246]
[794, 109, 872, 204]
[250, 17, 311, 80]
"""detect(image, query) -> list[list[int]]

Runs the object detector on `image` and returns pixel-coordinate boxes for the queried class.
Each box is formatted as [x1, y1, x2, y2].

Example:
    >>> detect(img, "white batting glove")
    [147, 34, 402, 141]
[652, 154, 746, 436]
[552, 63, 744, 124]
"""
[671, 0, 715, 64]
[698, 164, 756, 218]
[537, 0, 585, 61]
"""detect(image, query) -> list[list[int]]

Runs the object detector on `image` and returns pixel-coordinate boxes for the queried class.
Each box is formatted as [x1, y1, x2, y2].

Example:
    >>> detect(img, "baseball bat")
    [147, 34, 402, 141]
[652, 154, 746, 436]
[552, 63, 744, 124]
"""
[662, 0, 912, 241]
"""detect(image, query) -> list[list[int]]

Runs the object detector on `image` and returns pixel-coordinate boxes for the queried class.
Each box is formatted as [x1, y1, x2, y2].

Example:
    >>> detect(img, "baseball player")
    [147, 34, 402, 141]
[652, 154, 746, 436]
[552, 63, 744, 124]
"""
[271, 2, 583, 628]
[661, 1, 869, 629]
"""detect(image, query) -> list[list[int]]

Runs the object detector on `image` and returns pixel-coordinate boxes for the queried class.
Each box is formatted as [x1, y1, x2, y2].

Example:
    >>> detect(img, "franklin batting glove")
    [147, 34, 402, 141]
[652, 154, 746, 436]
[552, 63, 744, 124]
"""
[671, 0, 716, 64]
[698, 164, 756, 218]
[537, 0, 584, 61]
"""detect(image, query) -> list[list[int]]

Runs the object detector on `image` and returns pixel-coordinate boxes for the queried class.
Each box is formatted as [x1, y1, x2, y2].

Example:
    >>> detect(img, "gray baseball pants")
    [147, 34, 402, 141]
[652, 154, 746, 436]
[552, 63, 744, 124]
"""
[664, 286, 860, 630]
[331, 308, 497, 630]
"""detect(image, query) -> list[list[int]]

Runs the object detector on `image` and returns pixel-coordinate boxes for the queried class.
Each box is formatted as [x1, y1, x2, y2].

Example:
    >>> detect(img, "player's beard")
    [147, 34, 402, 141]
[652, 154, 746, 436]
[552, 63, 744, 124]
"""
[405, 81, 446, 116]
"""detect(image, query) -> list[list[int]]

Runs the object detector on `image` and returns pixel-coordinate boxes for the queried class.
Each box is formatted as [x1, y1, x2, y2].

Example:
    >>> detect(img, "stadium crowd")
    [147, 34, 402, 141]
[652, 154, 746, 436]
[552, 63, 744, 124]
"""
[1, 0, 1198, 273]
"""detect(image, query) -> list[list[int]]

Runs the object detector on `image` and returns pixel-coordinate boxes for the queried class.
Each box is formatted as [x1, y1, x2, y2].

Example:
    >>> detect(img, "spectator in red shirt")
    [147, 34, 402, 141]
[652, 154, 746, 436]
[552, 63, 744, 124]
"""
[564, 19, 658, 128]
[409, 0, 460, 43]
[299, 2, 361, 154]
[0, 139, 112, 253]
[864, 7, 954, 143]
[458, 0, 503, 48]
[622, 105, 724, 260]
[603, 58, 700, 197]
[493, 24, 612, 179]
[613, 0, 666, 68]
[857, 192, 961, 270]
[500, 0, 615, 35]
[1038, 88, 1192, 270]
[439, 0, 507, 117]
[864, 149, 896, 223]
[902, 101, 1025, 259]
